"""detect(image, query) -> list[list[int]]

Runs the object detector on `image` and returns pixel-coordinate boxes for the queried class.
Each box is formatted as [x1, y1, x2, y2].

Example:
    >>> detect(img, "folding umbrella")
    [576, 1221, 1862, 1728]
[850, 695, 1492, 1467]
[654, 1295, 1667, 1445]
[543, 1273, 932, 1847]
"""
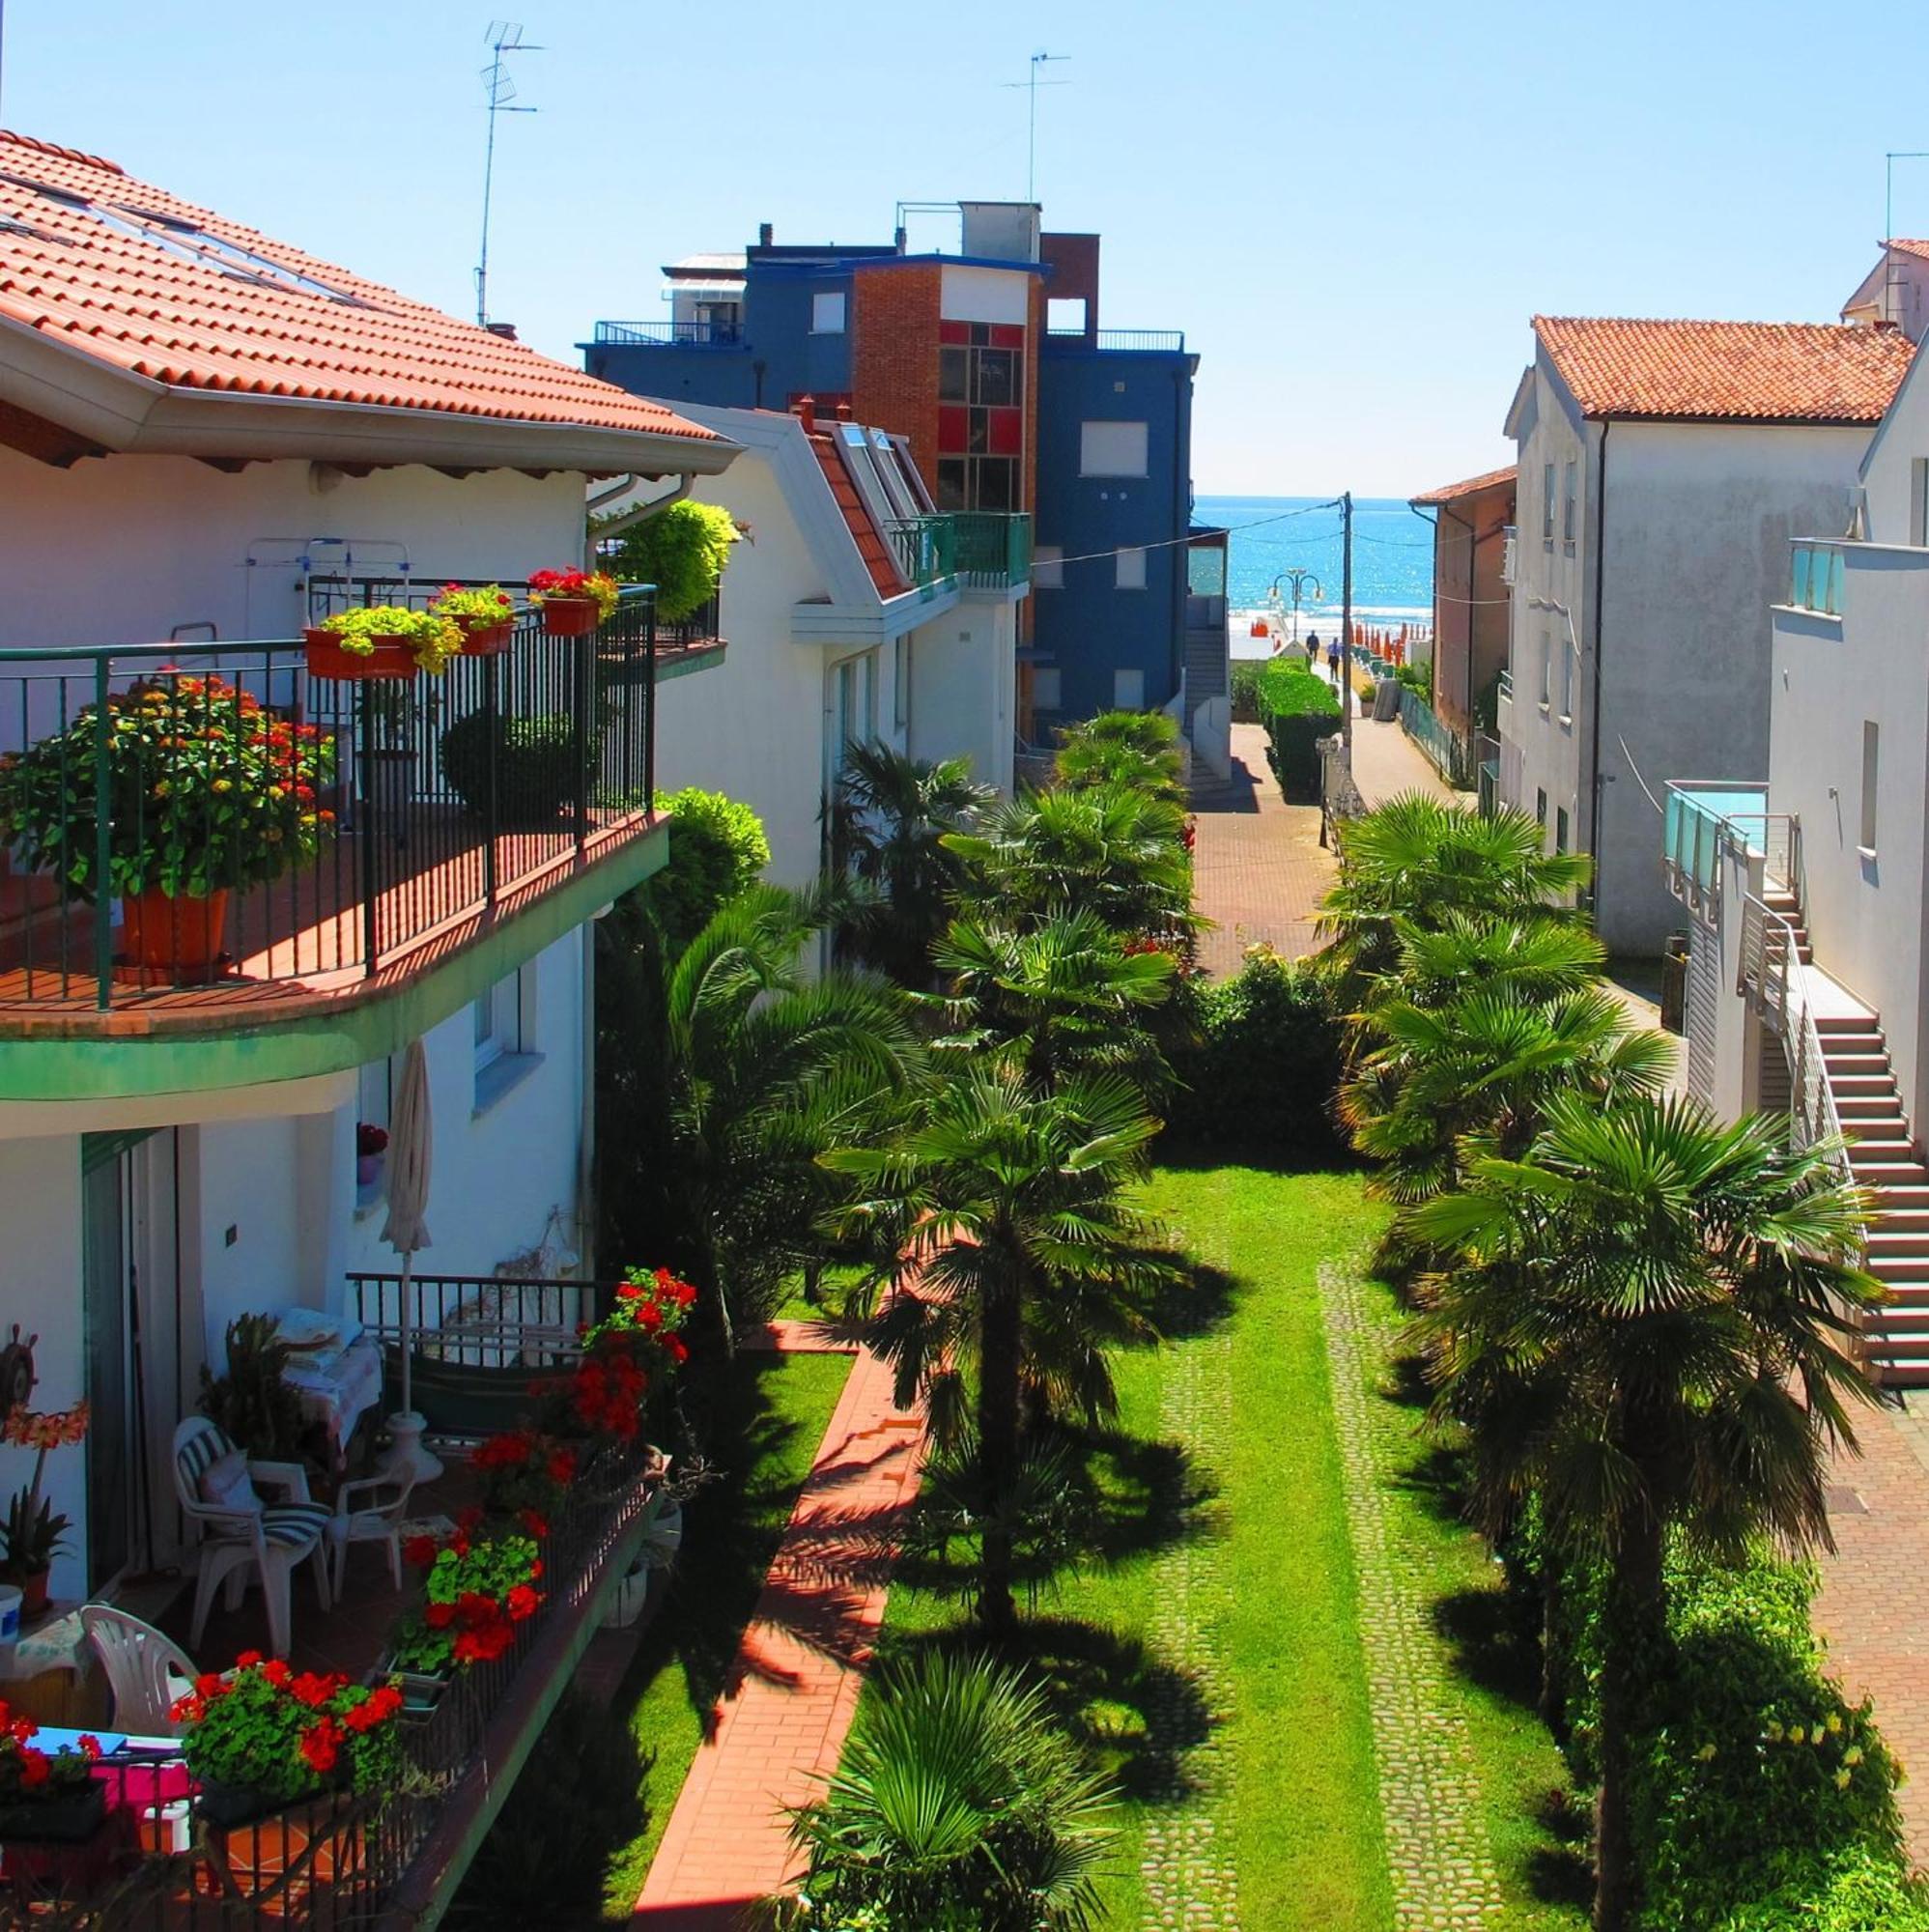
[379, 1038, 442, 1482]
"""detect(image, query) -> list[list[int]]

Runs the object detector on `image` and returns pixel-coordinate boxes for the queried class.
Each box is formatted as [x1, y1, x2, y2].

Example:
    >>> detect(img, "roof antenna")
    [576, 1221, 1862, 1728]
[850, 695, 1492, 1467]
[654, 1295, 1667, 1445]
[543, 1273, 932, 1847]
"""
[1002, 51, 1069, 205]
[476, 21, 542, 328]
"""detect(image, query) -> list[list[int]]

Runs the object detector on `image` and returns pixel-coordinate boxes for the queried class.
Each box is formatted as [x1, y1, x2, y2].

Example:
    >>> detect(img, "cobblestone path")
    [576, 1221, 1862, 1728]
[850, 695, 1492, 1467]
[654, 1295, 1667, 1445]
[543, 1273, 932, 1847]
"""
[1319, 1258, 1505, 1930]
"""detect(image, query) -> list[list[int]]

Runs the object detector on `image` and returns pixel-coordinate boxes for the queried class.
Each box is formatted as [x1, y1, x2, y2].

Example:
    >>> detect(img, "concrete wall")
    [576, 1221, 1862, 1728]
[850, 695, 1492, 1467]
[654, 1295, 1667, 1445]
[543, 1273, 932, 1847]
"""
[0, 449, 587, 648]
[1770, 554, 1929, 1126]
[1033, 345, 1194, 723]
[1428, 478, 1515, 734]
[908, 599, 1016, 794]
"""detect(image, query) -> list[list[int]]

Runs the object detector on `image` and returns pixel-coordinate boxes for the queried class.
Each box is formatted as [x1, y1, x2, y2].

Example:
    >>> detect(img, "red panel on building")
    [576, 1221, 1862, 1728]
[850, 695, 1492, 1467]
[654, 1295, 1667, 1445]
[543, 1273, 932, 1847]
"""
[938, 320, 970, 345]
[938, 405, 969, 451]
[989, 324, 1026, 350]
[987, 407, 1022, 455]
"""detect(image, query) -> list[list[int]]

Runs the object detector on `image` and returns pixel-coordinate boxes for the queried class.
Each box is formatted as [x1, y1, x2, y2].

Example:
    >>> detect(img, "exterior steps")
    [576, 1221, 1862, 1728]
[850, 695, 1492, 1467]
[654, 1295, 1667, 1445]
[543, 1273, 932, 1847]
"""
[1183, 626, 1229, 729]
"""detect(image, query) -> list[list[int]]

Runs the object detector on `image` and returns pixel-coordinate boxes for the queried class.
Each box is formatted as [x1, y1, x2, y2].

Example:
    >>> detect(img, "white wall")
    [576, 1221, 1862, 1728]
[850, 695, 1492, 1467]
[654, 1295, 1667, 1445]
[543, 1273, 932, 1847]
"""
[908, 600, 1016, 795]
[1770, 553, 1929, 1126]
[0, 448, 587, 648]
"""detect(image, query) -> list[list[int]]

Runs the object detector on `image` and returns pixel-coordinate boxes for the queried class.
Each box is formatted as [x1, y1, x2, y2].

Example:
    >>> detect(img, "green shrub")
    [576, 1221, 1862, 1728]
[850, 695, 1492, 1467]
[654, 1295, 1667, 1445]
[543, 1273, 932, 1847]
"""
[1393, 661, 1431, 699]
[1713, 1850, 1929, 1930]
[1164, 948, 1346, 1159]
[1254, 661, 1340, 802]
[608, 499, 738, 622]
[439, 710, 587, 821]
[644, 787, 772, 955]
[1230, 659, 1264, 723]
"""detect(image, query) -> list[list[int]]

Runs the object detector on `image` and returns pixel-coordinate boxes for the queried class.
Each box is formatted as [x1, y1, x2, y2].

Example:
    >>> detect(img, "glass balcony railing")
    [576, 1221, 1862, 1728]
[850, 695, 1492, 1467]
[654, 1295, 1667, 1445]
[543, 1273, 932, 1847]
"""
[1789, 541, 1845, 616]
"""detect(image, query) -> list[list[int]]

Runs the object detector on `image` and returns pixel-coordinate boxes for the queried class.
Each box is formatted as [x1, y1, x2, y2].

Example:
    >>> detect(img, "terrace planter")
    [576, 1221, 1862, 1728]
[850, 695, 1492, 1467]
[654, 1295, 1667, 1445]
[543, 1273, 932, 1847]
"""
[374, 1654, 452, 1721]
[120, 887, 230, 982]
[537, 596, 600, 638]
[0, 1782, 106, 1844]
[454, 616, 514, 656]
[303, 629, 417, 682]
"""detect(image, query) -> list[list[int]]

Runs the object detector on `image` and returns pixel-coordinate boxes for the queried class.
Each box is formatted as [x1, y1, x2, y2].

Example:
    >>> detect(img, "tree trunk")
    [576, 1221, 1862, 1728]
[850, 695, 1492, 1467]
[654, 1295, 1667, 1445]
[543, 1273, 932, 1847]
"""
[1540, 1562, 1565, 1733]
[1594, 1516, 1667, 1932]
[976, 1266, 1024, 1640]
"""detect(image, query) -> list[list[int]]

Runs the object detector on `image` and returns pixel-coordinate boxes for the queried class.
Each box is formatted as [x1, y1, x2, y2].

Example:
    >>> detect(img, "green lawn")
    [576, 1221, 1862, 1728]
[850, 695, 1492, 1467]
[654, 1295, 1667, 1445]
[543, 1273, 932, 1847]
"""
[598, 1348, 853, 1920]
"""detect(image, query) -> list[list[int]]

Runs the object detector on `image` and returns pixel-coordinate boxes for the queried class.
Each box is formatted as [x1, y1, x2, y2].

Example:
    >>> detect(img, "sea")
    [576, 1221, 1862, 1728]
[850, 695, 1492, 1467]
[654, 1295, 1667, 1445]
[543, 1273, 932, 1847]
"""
[1196, 496, 1433, 660]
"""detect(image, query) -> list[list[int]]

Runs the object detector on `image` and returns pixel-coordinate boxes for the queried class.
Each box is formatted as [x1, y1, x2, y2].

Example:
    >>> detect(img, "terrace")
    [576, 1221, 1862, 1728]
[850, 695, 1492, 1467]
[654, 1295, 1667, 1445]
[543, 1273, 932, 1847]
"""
[0, 588, 710, 1062]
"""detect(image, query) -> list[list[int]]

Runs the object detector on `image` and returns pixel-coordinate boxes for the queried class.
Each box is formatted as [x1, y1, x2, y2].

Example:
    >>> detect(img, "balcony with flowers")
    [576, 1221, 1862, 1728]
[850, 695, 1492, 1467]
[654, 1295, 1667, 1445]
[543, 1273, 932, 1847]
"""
[0, 579, 689, 1098]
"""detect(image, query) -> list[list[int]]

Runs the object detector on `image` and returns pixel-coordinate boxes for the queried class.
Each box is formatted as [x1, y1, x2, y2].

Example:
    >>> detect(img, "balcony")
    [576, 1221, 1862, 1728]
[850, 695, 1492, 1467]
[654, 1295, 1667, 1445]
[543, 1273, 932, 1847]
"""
[6, 1274, 668, 1926]
[952, 512, 1033, 589]
[1043, 327, 1187, 353]
[1789, 541, 1845, 616]
[1661, 781, 1796, 909]
[1501, 526, 1518, 586]
[0, 592, 675, 1068]
[591, 319, 744, 349]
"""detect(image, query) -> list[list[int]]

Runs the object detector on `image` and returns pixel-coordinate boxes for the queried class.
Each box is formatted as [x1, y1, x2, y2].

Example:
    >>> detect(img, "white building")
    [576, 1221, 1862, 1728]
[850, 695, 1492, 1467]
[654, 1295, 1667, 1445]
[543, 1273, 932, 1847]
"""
[0, 129, 736, 1601]
[635, 398, 1027, 891]
[1660, 334, 1929, 1383]
[1841, 241, 1929, 342]
[1497, 316, 1912, 955]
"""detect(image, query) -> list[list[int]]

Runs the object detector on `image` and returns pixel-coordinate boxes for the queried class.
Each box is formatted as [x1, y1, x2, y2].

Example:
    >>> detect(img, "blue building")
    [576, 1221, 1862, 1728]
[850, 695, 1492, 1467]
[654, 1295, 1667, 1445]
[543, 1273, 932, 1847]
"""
[583, 203, 1225, 763]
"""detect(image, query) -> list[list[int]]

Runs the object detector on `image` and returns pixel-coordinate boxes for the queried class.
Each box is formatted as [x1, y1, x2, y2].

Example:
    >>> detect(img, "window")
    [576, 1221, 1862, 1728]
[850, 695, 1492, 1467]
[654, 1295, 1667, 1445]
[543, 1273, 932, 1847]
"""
[1114, 668, 1146, 709]
[894, 636, 911, 731]
[1080, 420, 1149, 478]
[474, 966, 537, 1105]
[1554, 807, 1570, 854]
[1116, 547, 1147, 590]
[1543, 462, 1556, 543]
[1861, 720, 1880, 854]
[1047, 297, 1088, 334]
[1033, 544, 1064, 589]
[1539, 630, 1551, 707]
[1033, 667, 1063, 711]
[810, 290, 846, 334]
[834, 652, 877, 773]
[1563, 460, 1577, 546]
[1536, 788, 1547, 829]
[1559, 634, 1574, 721]
[937, 322, 1025, 511]
[1914, 460, 1929, 547]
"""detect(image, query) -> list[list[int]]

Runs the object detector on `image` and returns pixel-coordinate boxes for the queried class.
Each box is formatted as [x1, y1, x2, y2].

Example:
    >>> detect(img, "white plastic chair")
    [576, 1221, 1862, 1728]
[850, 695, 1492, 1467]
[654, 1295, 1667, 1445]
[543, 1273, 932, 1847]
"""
[326, 1463, 417, 1593]
[78, 1605, 199, 1737]
[172, 1417, 332, 1660]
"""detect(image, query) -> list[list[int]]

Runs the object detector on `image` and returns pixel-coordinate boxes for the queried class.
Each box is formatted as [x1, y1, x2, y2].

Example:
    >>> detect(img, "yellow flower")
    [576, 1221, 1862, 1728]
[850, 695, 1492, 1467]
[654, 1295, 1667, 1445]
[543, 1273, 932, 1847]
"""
[1765, 1720, 1785, 1743]
[1836, 1768, 1853, 1789]
[1827, 1713, 1844, 1735]
[212, 779, 233, 794]
[1695, 1743, 1717, 1762]
[1845, 1746, 1865, 1766]
[1788, 1725, 1805, 1745]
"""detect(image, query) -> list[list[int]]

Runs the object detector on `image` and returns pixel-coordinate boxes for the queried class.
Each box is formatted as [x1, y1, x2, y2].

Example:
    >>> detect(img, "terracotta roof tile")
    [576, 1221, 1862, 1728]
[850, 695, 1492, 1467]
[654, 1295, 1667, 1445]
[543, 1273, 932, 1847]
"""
[1410, 463, 1517, 506]
[1534, 316, 1913, 424]
[1886, 240, 1929, 266]
[0, 128, 717, 446]
[806, 432, 902, 596]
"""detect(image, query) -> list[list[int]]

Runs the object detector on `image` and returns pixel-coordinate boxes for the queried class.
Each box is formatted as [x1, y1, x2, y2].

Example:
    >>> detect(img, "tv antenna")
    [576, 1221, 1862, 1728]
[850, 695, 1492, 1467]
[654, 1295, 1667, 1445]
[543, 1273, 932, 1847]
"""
[476, 21, 542, 328]
[1003, 51, 1069, 204]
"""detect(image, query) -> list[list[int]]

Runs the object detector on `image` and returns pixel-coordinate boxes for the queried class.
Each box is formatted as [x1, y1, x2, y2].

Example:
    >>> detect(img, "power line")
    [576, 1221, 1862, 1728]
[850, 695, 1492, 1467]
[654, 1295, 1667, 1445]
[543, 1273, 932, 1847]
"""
[1045, 497, 1342, 569]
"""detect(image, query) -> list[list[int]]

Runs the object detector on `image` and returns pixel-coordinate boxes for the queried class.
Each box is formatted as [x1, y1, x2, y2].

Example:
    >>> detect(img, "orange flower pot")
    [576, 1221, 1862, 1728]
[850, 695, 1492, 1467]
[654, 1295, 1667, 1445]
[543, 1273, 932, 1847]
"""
[455, 617, 514, 656]
[121, 888, 230, 982]
[303, 630, 417, 681]
[538, 597, 601, 638]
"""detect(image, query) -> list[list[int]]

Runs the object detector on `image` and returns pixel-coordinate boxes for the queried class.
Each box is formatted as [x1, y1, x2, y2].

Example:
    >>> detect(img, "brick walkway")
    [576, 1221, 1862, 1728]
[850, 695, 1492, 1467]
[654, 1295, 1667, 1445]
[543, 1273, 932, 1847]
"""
[1190, 722, 1334, 975]
[1349, 713, 1460, 809]
[632, 1344, 925, 1928]
[1815, 1399, 1929, 1862]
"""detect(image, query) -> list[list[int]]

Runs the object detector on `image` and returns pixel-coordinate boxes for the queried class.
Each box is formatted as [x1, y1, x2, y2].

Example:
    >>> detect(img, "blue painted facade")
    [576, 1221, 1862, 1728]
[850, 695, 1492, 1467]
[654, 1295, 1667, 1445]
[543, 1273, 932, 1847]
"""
[1032, 340, 1197, 723]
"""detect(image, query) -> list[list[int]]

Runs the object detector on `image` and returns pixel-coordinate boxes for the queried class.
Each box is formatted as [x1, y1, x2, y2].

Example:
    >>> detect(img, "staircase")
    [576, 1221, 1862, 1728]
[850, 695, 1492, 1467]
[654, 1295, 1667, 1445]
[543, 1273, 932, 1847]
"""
[1765, 888, 1929, 1385]
[1182, 622, 1228, 731]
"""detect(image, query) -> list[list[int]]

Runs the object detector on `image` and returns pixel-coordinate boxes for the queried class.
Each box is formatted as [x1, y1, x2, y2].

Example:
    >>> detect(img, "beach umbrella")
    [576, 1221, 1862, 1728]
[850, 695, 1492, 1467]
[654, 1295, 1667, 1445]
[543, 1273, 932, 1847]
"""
[380, 1038, 443, 1481]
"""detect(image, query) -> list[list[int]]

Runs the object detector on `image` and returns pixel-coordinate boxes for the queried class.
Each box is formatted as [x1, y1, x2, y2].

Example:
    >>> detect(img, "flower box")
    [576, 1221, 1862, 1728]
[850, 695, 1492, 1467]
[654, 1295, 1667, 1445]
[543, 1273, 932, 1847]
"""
[537, 597, 601, 638]
[201, 1788, 364, 1898]
[120, 886, 230, 982]
[454, 617, 514, 655]
[0, 1781, 105, 1844]
[303, 630, 417, 682]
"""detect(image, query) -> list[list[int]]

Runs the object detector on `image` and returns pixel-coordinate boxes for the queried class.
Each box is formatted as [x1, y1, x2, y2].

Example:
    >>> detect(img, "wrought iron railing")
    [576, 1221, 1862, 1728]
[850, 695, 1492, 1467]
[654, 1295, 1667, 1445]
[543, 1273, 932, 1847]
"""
[1044, 327, 1186, 352]
[951, 513, 1033, 589]
[591, 319, 744, 348]
[657, 592, 724, 653]
[348, 1272, 612, 1373]
[1789, 541, 1846, 616]
[883, 515, 957, 589]
[0, 594, 660, 1011]
[0, 1439, 666, 1926]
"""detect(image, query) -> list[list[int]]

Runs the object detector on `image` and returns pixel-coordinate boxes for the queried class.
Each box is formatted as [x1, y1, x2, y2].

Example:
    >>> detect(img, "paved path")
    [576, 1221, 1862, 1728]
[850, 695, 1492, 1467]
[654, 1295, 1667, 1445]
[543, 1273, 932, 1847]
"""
[1815, 1398, 1929, 1862]
[632, 1345, 925, 1928]
[1190, 723, 1334, 975]
[1350, 713, 1460, 810]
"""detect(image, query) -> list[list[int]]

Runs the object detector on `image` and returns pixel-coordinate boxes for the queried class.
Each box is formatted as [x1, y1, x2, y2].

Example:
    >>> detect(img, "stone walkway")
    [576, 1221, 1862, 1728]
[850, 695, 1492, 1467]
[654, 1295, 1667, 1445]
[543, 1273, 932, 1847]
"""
[1190, 722, 1334, 975]
[1319, 1256, 1505, 1929]
[1350, 713, 1461, 810]
[632, 1344, 924, 1928]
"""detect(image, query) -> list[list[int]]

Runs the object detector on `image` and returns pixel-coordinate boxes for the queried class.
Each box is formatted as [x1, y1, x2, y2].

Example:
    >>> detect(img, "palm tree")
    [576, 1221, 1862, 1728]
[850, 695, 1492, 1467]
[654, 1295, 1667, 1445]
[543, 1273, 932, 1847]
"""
[600, 883, 925, 1352]
[946, 781, 1196, 943]
[784, 1648, 1116, 1931]
[931, 907, 1177, 1098]
[1318, 795, 1593, 1001]
[1053, 709, 1186, 803]
[831, 740, 994, 985]
[1409, 1094, 1882, 1931]
[824, 1065, 1173, 1633]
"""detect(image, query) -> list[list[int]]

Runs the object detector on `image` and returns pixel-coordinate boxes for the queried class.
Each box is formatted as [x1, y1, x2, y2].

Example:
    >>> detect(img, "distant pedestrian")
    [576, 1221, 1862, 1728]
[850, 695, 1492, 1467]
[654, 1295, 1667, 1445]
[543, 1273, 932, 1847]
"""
[1326, 638, 1342, 677]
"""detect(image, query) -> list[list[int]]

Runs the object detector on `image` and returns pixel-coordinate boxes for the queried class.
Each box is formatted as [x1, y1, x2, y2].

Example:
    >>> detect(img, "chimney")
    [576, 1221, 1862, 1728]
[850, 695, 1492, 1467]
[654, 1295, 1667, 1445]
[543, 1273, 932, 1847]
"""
[791, 393, 816, 433]
[835, 400, 853, 421]
[483, 321, 519, 341]
[894, 226, 907, 255]
[757, 222, 774, 247]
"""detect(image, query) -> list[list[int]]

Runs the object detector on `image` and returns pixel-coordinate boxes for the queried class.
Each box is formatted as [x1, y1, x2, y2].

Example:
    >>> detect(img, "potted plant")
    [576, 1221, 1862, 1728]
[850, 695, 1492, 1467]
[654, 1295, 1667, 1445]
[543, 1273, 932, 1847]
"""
[383, 1518, 543, 1710]
[471, 1430, 577, 1537]
[303, 607, 462, 682]
[0, 676, 337, 980]
[430, 583, 518, 655]
[355, 1122, 388, 1191]
[0, 1704, 105, 1843]
[0, 1402, 86, 1618]
[198, 1315, 311, 1466]
[556, 1268, 695, 1447]
[527, 569, 619, 638]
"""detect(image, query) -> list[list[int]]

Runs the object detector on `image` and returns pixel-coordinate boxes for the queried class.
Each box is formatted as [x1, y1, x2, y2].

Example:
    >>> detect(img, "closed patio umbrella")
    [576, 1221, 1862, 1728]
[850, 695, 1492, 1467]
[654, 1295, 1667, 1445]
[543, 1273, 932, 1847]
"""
[380, 1038, 442, 1482]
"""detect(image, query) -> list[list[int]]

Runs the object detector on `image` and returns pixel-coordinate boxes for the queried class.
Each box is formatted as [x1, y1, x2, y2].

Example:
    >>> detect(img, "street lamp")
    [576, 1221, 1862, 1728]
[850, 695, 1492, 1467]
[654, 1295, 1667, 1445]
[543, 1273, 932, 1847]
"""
[1268, 569, 1323, 639]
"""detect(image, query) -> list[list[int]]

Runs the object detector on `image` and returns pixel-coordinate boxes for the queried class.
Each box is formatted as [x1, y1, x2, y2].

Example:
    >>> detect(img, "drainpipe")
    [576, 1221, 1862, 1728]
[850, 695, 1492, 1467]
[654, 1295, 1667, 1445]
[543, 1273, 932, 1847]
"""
[1588, 422, 1611, 895]
[584, 472, 695, 569]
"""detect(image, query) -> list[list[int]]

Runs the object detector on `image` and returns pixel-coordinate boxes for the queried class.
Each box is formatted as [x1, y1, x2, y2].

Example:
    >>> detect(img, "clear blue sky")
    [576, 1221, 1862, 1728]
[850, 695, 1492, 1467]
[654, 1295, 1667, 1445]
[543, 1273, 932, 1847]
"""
[5, 0, 1924, 496]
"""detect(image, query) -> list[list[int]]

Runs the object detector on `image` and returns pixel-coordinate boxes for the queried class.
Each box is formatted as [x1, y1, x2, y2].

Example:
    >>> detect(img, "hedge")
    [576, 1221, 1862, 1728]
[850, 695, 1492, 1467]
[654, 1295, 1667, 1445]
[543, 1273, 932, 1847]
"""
[644, 787, 772, 956]
[1255, 661, 1340, 802]
[1163, 947, 1347, 1160]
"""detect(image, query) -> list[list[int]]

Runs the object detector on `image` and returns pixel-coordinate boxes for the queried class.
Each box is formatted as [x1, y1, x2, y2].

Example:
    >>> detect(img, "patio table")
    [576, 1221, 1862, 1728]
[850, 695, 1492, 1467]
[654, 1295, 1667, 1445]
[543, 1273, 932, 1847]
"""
[282, 1333, 384, 1465]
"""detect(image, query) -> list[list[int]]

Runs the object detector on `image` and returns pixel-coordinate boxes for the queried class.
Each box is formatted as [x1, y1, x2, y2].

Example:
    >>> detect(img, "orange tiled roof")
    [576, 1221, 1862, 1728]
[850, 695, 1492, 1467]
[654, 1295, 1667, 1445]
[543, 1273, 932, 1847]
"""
[807, 431, 901, 596]
[1533, 316, 1913, 424]
[0, 128, 718, 447]
[1885, 240, 1929, 266]
[1410, 463, 1516, 506]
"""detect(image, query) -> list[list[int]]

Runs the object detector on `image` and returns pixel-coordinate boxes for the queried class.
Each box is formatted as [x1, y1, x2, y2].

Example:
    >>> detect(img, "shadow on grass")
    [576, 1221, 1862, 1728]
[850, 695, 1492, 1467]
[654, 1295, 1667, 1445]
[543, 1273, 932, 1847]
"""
[877, 1615, 1217, 1806]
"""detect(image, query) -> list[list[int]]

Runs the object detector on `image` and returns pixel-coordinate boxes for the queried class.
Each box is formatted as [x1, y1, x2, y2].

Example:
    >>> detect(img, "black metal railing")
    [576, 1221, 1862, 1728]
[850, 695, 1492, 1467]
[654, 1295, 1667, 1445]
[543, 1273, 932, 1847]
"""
[1043, 327, 1186, 352]
[591, 319, 745, 348]
[0, 1441, 664, 1926]
[657, 593, 724, 653]
[0, 592, 660, 1011]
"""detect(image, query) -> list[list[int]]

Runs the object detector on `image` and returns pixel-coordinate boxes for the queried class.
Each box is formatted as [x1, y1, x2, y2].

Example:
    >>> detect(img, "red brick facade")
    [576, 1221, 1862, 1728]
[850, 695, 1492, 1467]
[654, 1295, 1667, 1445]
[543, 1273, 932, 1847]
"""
[850, 263, 943, 491]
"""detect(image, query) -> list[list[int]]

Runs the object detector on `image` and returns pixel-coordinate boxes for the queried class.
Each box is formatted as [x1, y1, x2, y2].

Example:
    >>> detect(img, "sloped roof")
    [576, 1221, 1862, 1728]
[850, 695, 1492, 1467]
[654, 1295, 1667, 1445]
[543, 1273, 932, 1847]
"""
[1410, 463, 1517, 506]
[806, 429, 902, 596]
[1534, 315, 1914, 424]
[0, 128, 719, 450]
